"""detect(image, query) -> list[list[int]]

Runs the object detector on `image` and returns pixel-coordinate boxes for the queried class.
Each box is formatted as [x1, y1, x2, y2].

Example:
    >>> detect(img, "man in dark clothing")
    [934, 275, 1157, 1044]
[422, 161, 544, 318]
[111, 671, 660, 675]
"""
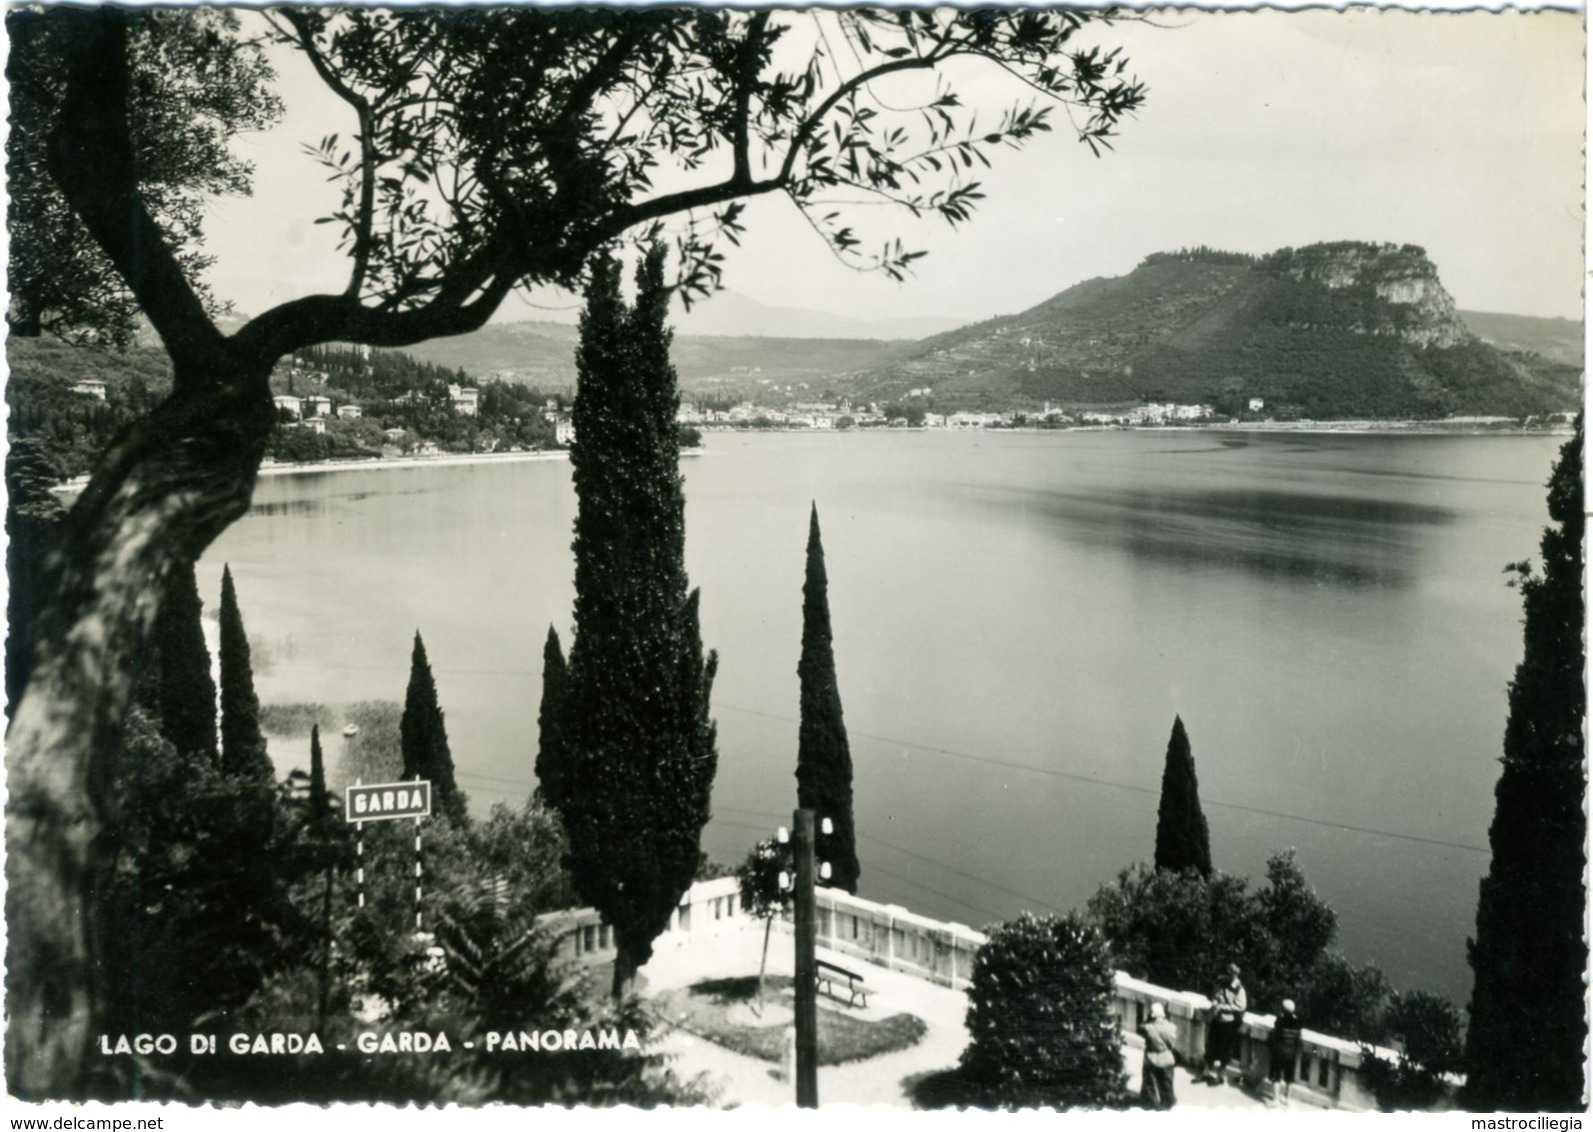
[1205, 962, 1247, 1085]
[1268, 998, 1304, 1107]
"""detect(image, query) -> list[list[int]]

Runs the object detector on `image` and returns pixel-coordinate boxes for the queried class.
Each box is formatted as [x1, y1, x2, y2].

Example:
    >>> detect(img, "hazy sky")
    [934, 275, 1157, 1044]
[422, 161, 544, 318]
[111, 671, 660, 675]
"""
[205, 7, 1585, 326]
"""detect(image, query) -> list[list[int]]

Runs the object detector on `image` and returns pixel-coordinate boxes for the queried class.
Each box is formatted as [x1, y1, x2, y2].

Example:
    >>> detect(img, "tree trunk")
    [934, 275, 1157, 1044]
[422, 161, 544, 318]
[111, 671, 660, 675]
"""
[611, 943, 639, 1001]
[755, 915, 773, 1017]
[5, 370, 273, 1097]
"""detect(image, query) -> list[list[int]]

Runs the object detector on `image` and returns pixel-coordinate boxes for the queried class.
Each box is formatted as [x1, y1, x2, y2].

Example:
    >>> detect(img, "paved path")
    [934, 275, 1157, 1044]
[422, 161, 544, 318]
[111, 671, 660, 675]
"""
[639, 921, 1266, 1111]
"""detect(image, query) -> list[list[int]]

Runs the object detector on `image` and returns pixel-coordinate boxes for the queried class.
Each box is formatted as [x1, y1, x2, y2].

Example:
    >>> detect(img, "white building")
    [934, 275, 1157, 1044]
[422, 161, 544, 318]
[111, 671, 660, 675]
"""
[71, 379, 107, 401]
[556, 419, 575, 446]
[304, 395, 332, 417]
[272, 395, 303, 418]
[337, 404, 363, 419]
[1249, 397, 1266, 412]
[449, 384, 480, 416]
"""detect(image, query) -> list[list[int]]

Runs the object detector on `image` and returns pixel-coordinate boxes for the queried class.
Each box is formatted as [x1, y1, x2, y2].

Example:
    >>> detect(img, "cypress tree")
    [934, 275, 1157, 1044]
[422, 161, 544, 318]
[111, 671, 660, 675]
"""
[400, 631, 467, 825]
[308, 723, 329, 825]
[556, 247, 719, 997]
[1154, 715, 1211, 877]
[153, 561, 218, 764]
[218, 565, 272, 783]
[535, 626, 570, 809]
[1465, 420, 1586, 1111]
[795, 503, 861, 894]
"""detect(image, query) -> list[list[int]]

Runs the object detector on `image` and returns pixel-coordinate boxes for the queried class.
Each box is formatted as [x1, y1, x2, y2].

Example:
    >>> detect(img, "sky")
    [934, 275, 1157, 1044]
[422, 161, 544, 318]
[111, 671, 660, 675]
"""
[204, 7, 1586, 328]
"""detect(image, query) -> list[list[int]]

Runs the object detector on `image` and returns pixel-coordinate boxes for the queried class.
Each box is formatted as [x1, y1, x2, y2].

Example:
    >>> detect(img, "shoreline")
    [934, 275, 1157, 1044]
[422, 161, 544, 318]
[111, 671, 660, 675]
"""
[50, 446, 714, 494]
[701, 420, 1574, 438]
[47, 422, 1565, 494]
[258, 448, 570, 479]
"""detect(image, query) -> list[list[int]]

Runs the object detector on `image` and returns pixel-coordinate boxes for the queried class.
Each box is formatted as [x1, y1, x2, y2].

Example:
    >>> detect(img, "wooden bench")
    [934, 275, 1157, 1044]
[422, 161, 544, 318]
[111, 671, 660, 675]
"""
[815, 958, 869, 1009]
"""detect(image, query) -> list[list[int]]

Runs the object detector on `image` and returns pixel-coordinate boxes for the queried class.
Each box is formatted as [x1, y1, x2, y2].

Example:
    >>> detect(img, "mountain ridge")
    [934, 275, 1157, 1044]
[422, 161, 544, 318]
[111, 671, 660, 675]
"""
[849, 243, 1580, 419]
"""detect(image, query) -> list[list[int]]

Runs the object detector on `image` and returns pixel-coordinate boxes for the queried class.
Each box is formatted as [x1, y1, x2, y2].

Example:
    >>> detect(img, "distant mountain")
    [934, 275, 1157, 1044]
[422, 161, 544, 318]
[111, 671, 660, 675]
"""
[672, 290, 964, 341]
[398, 318, 909, 394]
[851, 243, 1581, 420]
[1458, 310, 1583, 369]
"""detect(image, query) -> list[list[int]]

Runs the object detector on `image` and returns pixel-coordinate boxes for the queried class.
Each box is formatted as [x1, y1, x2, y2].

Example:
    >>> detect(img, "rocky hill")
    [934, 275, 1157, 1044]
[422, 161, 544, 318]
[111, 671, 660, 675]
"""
[853, 243, 1581, 419]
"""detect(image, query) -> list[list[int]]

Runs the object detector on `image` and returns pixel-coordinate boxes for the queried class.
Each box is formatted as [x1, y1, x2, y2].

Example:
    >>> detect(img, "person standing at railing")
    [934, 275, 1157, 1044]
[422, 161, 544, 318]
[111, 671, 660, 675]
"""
[1267, 998, 1304, 1107]
[1203, 963, 1247, 1086]
[1139, 1001, 1180, 1110]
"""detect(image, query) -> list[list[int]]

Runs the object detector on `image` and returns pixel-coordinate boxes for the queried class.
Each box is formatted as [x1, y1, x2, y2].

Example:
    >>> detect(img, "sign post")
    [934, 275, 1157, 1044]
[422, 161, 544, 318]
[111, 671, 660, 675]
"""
[345, 780, 433, 823]
[345, 780, 433, 923]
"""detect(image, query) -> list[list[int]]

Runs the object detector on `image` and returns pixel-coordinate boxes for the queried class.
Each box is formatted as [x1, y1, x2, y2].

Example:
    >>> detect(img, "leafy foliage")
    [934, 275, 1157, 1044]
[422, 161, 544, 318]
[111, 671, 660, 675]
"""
[1465, 420, 1587, 1111]
[400, 631, 468, 825]
[1089, 851, 1466, 1055]
[6, 9, 280, 343]
[737, 838, 792, 924]
[93, 708, 309, 1065]
[551, 249, 719, 996]
[960, 911, 1124, 1109]
[6, 5, 1145, 1096]
[1153, 715, 1210, 877]
[261, 8, 1144, 309]
[1362, 991, 1464, 1111]
[736, 837, 793, 1010]
[1296, 951, 1395, 1046]
[796, 504, 861, 893]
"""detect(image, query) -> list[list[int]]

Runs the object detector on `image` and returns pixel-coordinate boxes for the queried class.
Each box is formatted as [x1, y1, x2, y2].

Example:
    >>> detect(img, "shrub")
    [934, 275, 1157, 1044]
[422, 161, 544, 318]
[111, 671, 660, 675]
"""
[1361, 991, 1464, 1111]
[960, 911, 1124, 1109]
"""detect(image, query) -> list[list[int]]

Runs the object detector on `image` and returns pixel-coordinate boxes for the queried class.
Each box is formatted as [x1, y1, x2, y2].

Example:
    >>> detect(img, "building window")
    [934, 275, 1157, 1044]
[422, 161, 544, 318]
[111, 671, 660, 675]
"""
[583, 925, 597, 953]
[727, 895, 737, 917]
[851, 915, 859, 940]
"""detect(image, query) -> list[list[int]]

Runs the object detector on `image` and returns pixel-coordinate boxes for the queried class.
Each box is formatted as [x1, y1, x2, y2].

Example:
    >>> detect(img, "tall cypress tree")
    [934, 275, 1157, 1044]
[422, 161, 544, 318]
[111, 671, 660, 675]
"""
[555, 247, 719, 997]
[218, 565, 272, 783]
[400, 631, 467, 825]
[1465, 420, 1586, 1111]
[1154, 715, 1211, 877]
[795, 503, 861, 894]
[153, 561, 218, 764]
[308, 723, 330, 825]
[535, 626, 570, 809]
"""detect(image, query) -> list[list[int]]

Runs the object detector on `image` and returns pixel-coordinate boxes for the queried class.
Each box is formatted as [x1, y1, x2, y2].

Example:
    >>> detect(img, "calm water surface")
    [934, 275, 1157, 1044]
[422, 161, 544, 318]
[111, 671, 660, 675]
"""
[200, 430, 1566, 1004]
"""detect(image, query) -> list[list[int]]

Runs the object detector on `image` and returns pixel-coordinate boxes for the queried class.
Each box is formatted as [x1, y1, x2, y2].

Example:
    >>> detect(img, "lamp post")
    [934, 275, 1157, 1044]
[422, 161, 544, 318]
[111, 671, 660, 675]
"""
[792, 808, 819, 1108]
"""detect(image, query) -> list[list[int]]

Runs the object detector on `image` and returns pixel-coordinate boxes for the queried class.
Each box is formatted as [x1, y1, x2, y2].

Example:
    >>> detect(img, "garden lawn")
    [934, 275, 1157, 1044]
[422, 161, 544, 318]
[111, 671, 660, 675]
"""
[655, 975, 926, 1066]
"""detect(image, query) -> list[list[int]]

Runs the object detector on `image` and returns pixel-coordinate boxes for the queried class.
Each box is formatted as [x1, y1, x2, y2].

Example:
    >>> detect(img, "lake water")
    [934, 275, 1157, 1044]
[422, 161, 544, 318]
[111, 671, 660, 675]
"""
[199, 429, 1566, 1005]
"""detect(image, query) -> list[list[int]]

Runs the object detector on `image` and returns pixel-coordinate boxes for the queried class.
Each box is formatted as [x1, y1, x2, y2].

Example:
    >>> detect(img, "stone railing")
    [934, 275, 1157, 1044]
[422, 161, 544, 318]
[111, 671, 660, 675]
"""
[777, 886, 987, 991]
[770, 885, 1456, 1112]
[537, 874, 747, 966]
[541, 879, 1456, 1111]
[1113, 970, 1405, 1111]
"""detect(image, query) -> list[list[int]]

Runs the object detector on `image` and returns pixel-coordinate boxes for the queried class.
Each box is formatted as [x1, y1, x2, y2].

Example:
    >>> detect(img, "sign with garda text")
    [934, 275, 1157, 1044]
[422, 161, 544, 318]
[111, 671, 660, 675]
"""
[346, 780, 431, 823]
